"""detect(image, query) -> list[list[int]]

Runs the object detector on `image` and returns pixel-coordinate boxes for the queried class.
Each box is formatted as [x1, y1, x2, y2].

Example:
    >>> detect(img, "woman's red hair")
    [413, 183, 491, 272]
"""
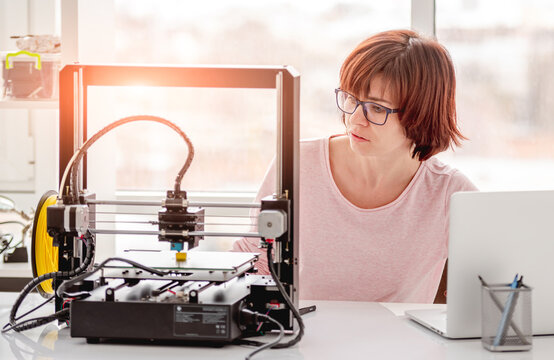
[340, 29, 465, 161]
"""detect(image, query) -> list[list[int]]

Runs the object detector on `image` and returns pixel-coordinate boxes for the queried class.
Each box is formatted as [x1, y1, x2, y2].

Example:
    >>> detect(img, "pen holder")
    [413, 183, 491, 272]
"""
[481, 284, 532, 352]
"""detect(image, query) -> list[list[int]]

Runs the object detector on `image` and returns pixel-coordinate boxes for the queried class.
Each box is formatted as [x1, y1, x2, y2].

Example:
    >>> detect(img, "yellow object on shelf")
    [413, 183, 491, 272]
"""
[5, 50, 41, 70]
[176, 252, 187, 262]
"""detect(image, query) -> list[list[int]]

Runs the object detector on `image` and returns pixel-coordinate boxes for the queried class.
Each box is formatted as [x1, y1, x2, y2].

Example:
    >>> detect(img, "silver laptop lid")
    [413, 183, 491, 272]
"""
[447, 190, 554, 338]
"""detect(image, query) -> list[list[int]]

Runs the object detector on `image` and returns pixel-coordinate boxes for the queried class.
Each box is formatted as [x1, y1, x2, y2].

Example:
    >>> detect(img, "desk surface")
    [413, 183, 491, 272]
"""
[1, 292, 553, 360]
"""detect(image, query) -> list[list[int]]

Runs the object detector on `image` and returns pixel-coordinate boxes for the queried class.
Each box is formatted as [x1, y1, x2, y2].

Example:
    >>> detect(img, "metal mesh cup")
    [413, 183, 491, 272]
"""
[481, 284, 533, 351]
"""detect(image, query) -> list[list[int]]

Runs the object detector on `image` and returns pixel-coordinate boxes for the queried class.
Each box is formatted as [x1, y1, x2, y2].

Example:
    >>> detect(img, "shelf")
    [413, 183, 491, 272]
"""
[0, 261, 33, 278]
[0, 99, 58, 109]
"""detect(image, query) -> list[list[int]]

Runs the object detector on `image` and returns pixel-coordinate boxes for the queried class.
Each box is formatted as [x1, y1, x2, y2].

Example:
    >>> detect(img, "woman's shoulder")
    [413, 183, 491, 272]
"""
[299, 136, 328, 159]
[301, 134, 348, 154]
[300, 136, 326, 148]
[422, 157, 478, 192]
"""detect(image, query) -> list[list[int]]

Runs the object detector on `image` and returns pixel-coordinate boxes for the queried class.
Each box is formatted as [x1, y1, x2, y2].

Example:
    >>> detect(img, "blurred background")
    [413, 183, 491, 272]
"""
[108, 0, 554, 193]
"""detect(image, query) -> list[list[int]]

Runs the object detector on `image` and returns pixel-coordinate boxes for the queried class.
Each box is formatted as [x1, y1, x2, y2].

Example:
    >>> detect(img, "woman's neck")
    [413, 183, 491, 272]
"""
[329, 135, 422, 208]
[334, 135, 421, 189]
[349, 148, 420, 190]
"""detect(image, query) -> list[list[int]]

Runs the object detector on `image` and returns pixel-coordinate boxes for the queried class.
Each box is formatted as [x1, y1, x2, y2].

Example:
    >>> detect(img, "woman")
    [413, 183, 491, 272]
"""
[233, 29, 477, 303]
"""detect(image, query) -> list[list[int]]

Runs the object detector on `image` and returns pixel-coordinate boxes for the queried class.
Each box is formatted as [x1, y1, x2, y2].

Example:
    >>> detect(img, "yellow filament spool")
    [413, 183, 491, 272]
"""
[31, 191, 58, 297]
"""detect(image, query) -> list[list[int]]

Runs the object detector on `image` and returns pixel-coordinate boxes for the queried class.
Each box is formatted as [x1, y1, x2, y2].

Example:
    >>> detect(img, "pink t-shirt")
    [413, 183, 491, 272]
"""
[233, 136, 477, 303]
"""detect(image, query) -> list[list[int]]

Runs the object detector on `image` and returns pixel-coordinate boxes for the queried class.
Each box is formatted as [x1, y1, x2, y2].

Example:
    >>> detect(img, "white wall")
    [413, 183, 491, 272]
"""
[0, 0, 59, 211]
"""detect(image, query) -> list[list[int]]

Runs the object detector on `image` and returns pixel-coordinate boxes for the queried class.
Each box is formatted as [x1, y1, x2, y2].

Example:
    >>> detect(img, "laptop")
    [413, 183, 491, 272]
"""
[406, 190, 554, 338]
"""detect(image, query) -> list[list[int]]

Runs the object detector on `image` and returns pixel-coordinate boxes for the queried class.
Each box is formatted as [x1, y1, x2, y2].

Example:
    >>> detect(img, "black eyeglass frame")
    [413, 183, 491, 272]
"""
[335, 88, 400, 126]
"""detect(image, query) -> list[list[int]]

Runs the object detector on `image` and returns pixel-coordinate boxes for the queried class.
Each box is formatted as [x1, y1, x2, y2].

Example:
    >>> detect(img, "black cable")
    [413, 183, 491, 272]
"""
[2, 309, 69, 333]
[0, 221, 32, 255]
[0, 221, 29, 250]
[6, 234, 94, 332]
[266, 243, 305, 348]
[6, 272, 62, 330]
[6, 239, 23, 249]
[242, 310, 284, 360]
[7, 228, 170, 333]
[56, 256, 166, 297]
[0, 221, 27, 227]
[233, 339, 265, 347]
[1, 237, 24, 254]
[67, 115, 194, 201]
[0, 234, 14, 255]
[7, 295, 55, 326]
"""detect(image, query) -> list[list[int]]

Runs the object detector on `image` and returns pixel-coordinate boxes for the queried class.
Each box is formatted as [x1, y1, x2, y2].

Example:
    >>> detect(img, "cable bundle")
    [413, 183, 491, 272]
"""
[3, 233, 94, 333]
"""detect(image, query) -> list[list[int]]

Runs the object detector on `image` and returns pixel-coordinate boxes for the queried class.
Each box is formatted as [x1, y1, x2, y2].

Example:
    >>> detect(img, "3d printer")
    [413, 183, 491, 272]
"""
[4, 65, 304, 358]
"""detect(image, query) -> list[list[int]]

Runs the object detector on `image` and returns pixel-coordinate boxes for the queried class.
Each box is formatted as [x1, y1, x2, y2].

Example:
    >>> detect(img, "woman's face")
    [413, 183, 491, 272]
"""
[344, 76, 413, 159]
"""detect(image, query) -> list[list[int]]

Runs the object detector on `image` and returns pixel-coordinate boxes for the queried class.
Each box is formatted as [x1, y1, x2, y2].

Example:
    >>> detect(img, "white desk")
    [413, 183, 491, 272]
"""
[1, 292, 554, 359]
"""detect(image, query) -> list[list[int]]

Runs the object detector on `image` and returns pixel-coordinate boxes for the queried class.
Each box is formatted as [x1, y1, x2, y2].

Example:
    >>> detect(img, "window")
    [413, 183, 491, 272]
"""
[436, 0, 554, 190]
[102, 0, 411, 192]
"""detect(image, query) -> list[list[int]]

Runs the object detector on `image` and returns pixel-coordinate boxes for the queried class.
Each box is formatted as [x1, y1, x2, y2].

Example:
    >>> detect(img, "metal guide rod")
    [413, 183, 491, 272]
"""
[78, 68, 84, 192]
[72, 70, 82, 194]
[86, 199, 261, 208]
[91, 220, 255, 226]
[275, 71, 283, 198]
[95, 211, 258, 218]
[87, 200, 164, 206]
[95, 211, 159, 216]
[72, 71, 78, 154]
[90, 229, 261, 238]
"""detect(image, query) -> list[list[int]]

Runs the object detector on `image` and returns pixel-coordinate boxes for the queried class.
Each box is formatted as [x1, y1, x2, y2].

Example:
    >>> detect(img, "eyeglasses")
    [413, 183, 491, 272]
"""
[335, 88, 399, 126]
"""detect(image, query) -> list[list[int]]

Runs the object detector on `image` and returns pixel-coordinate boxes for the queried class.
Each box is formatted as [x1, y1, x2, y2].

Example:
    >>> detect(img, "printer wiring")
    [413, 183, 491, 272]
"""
[240, 242, 305, 359]
[60, 115, 194, 202]
[2, 234, 95, 333]
[241, 308, 284, 360]
[266, 243, 305, 348]
[1, 295, 54, 332]
[2, 251, 169, 333]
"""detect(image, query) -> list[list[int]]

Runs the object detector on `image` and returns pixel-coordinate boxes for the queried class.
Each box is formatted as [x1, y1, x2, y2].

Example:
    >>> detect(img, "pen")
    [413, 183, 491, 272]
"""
[517, 275, 523, 289]
[478, 275, 529, 345]
[510, 274, 519, 289]
[492, 274, 521, 346]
